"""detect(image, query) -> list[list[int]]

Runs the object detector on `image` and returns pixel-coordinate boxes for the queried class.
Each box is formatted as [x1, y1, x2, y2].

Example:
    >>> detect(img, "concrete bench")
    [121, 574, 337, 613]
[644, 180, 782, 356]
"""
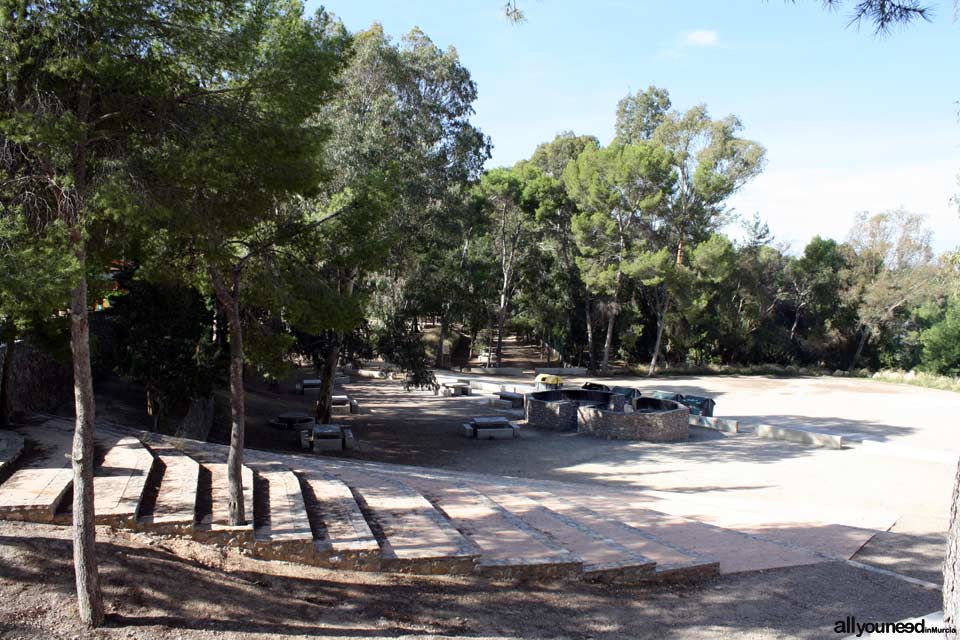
[756, 424, 845, 449]
[689, 415, 739, 433]
[300, 424, 353, 454]
[473, 416, 510, 426]
[271, 412, 315, 430]
[496, 390, 524, 408]
[330, 395, 352, 416]
[461, 416, 519, 440]
[476, 426, 515, 440]
[297, 379, 322, 394]
[298, 378, 350, 395]
[441, 382, 471, 396]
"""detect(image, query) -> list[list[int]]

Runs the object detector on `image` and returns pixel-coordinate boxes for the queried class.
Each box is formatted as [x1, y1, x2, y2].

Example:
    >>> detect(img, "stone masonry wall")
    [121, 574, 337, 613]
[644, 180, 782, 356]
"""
[525, 397, 579, 431]
[0, 340, 74, 417]
[577, 404, 689, 442]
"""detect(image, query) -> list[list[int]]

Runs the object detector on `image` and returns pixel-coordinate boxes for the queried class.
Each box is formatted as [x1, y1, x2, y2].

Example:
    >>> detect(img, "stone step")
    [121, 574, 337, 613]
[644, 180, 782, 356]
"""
[297, 469, 380, 571]
[561, 491, 826, 574]
[174, 441, 255, 545]
[520, 488, 719, 582]
[0, 430, 25, 475]
[137, 440, 199, 533]
[92, 432, 154, 527]
[326, 467, 479, 575]
[207, 462, 255, 527]
[0, 421, 73, 522]
[249, 462, 314, 560]
[407, 478, 582, 580]
[478, 485, 658, 583]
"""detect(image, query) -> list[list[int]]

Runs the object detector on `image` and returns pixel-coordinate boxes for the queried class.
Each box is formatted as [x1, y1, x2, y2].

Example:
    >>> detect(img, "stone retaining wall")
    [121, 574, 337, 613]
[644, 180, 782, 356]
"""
[0, 340, 73, 417]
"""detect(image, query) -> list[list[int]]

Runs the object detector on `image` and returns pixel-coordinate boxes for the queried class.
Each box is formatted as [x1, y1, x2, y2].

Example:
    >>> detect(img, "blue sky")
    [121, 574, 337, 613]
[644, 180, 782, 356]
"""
[307, 0, 960, 253]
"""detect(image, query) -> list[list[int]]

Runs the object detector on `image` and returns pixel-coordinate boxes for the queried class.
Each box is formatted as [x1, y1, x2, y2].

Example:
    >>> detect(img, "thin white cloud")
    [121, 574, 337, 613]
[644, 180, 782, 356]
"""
[657, 29, 720, 60]
[683, 29, 718, 47]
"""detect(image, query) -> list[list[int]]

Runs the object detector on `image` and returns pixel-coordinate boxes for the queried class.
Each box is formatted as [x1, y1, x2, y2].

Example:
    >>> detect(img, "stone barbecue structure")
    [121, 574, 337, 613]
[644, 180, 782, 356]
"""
[579, 397, 689, 442]
[525, 389, 689, 442]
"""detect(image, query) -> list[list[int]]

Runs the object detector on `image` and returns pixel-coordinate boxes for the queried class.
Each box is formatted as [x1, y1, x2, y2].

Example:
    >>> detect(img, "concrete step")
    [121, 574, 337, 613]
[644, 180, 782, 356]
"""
[137, 439, 199, 533]
[92, 431, 154, 527]
[0, 421, 73, 522]
[297, 469, 380, 571]
[478, 485, 658, 583]
[561, 491, 826, 574]
[520, 488, 720, 582]
[175, 441, 255, 546]
[0, 430, 25, 475]
[408, 478, 582, 580]
[327, 467, 479, 575]
[249, 462, 314, 560]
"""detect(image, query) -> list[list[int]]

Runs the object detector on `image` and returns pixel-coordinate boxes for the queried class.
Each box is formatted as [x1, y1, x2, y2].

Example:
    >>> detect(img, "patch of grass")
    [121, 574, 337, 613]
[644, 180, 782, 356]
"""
[624, 363, 832, 378]
[865, 369, 960, 393]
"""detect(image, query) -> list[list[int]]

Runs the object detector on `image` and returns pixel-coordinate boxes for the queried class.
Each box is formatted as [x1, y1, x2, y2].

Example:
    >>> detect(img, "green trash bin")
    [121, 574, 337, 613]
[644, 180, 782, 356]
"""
[647, 390, 684, 402]
[679, 395, 716, 417]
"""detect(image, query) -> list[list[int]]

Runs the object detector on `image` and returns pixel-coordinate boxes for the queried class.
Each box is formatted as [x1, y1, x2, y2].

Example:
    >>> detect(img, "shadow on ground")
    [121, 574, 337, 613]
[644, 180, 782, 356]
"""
[0, 522, 944, 640]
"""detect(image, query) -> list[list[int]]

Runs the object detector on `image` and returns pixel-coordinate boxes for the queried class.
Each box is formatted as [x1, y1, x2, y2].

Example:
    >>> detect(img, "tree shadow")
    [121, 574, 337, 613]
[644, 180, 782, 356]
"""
[0, 526, 944, 640]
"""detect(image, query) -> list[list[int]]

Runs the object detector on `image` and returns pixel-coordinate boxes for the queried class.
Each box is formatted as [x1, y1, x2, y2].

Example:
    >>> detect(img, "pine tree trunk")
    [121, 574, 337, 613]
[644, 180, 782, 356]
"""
[943, 462, 960, 633]
[848, 326, 871, 372]
[435, 316, 447, 369]
[648, 311, 666, 377]
[789, 309, 801, 342]
[208, 264, 246, 527]
[317, 273, 354, 422]
[585, 292, 595, 372]
[601, 307, 616, 374]
[68, 251, 104, 627]
[316, 333, 340, 424]
[0, 337, 14, 427]
[495, 293, 507, 368]
[224, 303, 246, 526]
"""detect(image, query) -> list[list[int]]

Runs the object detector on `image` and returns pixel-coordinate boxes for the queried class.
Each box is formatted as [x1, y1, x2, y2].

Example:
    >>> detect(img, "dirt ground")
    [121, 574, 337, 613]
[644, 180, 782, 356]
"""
[6, 355, 956, 638]
[0, 520, 942, 640]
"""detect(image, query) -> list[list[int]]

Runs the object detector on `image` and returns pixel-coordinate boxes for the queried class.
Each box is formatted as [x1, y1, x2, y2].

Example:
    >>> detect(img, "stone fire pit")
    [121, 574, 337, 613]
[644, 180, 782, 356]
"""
[525, 389, 689, 442]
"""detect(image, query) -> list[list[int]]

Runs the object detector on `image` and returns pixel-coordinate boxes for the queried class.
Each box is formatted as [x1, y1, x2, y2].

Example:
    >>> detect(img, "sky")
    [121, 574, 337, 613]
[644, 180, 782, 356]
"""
[305, 0, 960, 254]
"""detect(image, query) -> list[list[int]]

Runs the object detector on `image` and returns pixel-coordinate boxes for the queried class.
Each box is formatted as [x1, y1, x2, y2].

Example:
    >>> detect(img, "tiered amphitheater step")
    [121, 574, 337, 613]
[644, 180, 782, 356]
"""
[175, 440, 255, 545]
[91, 428, 155, 527]
[247, 461, 314, 560]
[516, 487, 719, 582]
[0, 420, 73, 522]
[409, 480, 582, 580]
[325, 466, 480, 575]
[0, 422, 829, 586]
[136, 438, 200, 534]
[555, 489, 826, 574]
[297, 469, 380, 571]
[474, 484, 659, 583]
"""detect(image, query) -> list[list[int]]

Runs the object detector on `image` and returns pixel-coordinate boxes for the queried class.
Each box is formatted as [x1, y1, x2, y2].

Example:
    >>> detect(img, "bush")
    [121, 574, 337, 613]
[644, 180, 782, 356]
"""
[372, 320, 437, 391]
[920, 300, 960, 376]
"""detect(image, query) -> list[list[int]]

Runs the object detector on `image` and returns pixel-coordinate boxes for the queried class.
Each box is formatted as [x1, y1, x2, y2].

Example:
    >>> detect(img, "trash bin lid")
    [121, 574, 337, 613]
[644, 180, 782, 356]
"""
[535, 374, 563, 384]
